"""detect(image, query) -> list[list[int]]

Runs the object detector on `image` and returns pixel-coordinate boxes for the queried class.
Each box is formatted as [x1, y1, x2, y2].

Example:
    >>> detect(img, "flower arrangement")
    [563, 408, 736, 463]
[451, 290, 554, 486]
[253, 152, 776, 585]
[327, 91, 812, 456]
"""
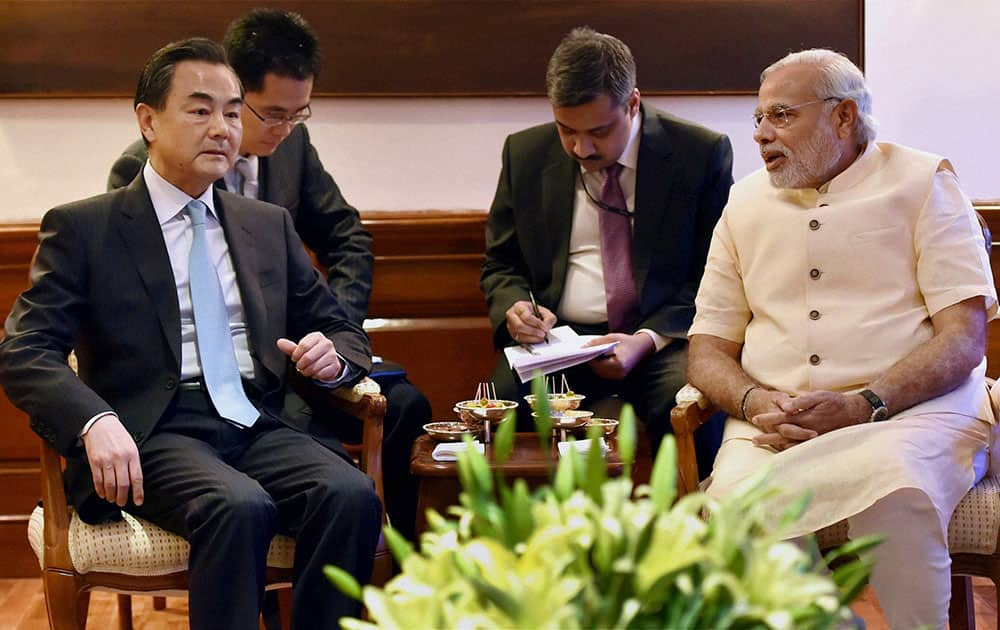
[327, 377, 878, 629]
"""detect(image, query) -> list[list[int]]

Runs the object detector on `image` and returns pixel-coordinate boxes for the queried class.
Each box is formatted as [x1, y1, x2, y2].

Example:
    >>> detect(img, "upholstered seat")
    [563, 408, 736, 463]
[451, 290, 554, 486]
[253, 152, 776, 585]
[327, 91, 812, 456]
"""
[30, 375, 391, 630]
[671, 384, 1000, 629]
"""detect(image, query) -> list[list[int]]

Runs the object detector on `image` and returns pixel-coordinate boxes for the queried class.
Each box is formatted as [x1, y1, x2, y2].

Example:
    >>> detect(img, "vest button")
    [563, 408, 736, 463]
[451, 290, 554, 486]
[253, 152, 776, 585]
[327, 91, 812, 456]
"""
[809, 219, 821, 230]
[165, 378, 177, 390]
[810, 268, 821, 279]
[809, 310, 821, 320]
[809, 354, 821, 365]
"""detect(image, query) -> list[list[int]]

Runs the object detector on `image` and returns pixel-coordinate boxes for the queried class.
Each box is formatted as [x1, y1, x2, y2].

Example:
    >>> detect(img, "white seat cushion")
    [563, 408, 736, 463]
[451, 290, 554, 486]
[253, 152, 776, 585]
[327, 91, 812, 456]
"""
[814, 474, 1000, 556]
[28, 506, 295, 575]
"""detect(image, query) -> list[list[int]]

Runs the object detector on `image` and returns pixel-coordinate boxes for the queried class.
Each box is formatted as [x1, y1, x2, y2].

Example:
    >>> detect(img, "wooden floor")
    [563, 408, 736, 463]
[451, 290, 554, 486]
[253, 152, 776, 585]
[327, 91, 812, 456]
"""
[0, 577, 995, 628]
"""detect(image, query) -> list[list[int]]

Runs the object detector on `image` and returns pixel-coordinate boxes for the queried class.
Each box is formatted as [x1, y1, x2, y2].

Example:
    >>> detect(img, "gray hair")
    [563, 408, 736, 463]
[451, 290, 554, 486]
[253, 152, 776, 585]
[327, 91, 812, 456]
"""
[761, 49, 878, 143]
[546, 27, 636, 109]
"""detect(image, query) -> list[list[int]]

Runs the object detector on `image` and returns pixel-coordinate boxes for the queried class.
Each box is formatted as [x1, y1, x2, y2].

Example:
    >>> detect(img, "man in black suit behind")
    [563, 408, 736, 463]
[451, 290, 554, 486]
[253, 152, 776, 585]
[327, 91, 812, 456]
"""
[0, 38, 379, 629]
[107, 9, 428, 540]
[482, 28, 733, 459]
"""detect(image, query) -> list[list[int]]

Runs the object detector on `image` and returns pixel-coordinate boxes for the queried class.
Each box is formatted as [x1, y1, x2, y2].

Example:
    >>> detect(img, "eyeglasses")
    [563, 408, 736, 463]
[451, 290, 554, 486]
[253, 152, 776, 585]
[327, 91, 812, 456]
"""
[753, 97, 841, 129]
[578, 170, 633, 218]
[244, 102, 312, 128]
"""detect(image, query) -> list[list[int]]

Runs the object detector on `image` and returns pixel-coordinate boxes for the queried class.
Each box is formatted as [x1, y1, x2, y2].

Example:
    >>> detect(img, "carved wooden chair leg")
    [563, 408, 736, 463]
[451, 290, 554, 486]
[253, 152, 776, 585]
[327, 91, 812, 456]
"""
[948, 575, 974, 630]
[43, 570, 83, 630]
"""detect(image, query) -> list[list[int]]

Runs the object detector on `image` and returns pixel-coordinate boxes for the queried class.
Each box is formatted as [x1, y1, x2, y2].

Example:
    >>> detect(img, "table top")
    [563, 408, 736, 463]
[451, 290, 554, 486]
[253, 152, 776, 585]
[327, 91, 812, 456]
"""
[410, 431, 625, 477]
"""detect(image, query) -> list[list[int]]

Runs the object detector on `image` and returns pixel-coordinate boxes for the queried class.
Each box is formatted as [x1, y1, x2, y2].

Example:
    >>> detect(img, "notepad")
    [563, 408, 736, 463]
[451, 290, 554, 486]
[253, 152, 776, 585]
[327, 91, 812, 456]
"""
[503, 326, 619, 382]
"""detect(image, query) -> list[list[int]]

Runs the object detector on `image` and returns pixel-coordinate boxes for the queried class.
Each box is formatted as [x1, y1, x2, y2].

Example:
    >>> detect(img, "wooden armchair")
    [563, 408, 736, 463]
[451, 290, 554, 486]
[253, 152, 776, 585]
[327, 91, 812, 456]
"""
[27, 376, 391, 630]
[670, 384, 1000, 630]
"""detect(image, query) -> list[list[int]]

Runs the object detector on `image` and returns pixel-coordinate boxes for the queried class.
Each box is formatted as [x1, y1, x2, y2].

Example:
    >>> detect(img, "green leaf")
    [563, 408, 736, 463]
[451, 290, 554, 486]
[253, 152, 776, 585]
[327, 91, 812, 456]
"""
[583, 429, 608, 503]
[649, 435, 677, 512]
[382, 524, 414, 564]
[617, 404, 637, 478]
[554, 446, 576, 500]
[323, 564, 363, 601]
[823, 534, 884, 568]
[531, 373, 553, 450]
[494, 409, 516, 466]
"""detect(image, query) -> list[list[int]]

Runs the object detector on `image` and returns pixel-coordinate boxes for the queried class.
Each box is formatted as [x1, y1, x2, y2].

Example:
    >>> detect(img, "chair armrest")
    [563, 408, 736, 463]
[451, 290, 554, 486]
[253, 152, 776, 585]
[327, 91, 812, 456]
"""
[670, 384, 720, 497]
[288, 370, 387, 503]
[38, 439, 74, 570]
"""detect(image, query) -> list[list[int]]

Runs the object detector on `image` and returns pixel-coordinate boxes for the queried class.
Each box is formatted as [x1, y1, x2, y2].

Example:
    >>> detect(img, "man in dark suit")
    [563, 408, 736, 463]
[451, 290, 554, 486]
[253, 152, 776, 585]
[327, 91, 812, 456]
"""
[482, 27, 733, 455]
[107, 8, 427, 540]
[0, 38, 379, 629]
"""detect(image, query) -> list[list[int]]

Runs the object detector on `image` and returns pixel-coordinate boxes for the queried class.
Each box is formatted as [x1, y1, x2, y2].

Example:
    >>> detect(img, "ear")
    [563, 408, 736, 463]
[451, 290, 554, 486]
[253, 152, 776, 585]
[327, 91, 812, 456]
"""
[627, 88, 641, 118]
[833, 99, 859, 140]
[135, 103, 157, 145]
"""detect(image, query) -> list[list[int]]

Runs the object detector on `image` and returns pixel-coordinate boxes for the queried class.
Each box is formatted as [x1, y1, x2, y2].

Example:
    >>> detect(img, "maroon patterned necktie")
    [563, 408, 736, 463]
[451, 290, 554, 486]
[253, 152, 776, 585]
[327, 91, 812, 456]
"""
[599, 163, 640, 332]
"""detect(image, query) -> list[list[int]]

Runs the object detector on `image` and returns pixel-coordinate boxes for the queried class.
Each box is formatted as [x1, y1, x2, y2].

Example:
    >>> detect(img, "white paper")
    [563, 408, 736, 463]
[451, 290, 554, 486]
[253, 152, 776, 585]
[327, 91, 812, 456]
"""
[503, 326, 619, 381]
[432, 440, 484, 462]
[557, 437, 608, 457]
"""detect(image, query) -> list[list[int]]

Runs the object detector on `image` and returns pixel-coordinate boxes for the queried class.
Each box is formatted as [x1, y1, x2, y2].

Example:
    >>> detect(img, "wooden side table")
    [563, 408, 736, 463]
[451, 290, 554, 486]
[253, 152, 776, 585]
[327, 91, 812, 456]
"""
[410, 432, 626, 534]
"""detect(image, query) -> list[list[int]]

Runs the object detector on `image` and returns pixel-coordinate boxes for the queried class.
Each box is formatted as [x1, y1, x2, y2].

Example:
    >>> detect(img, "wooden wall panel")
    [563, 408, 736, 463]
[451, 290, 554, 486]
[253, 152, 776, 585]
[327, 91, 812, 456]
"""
[0, 0, 863, 97]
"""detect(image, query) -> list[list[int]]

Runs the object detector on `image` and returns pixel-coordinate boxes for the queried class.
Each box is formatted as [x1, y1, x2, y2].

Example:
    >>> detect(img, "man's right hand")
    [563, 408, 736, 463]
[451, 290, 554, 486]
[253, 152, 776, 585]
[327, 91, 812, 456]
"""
[82, 414, 144, 507]
[505, 300, 557, 344]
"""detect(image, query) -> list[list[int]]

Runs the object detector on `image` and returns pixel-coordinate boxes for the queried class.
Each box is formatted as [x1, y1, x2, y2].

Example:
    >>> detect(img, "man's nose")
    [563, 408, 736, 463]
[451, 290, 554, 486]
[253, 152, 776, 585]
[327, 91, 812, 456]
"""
[208, 111, 230, 137]
[573, 136, 595, 159]
[753, 120, 775, 145]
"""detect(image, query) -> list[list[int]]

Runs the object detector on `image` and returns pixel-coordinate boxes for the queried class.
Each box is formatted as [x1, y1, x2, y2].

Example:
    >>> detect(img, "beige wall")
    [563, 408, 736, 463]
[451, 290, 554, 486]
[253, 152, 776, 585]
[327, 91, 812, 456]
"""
[0, 0, 996, 221]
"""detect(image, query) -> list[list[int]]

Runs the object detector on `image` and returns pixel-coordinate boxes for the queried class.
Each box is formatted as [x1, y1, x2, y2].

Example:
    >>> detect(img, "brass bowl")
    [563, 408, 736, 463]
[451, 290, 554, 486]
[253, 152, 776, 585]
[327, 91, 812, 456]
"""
[524, 393, 586, 412]
[453, 399, 518, 426]
[533, 409, 594, 435]
[423, 421, 478, 442]
[584, 417, 619, 436]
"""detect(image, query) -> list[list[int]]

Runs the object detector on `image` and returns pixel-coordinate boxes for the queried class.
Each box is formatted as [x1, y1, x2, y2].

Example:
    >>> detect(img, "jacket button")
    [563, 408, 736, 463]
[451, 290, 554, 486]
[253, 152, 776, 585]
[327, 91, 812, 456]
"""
[166, 378, 177, 390]
[809, 310, 821, 320]
[809, 354, 821, 365]
[810, 268, 821, 279]
[809, 219, 821, 230]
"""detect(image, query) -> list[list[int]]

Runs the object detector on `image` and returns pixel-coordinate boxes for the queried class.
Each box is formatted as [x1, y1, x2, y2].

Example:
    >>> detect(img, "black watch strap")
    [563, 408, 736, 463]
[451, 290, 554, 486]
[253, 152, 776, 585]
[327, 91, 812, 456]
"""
[859, 389, 889, 422]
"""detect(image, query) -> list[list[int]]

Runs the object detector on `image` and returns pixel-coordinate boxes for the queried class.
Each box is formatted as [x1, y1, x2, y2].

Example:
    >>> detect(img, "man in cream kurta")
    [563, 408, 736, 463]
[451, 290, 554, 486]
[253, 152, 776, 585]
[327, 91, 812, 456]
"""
[688, 49, 996, 629]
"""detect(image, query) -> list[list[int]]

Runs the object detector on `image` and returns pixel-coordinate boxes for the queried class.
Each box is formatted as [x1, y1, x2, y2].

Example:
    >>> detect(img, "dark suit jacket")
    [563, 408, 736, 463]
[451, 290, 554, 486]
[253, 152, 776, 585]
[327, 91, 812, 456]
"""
[481, 104, 734, 348]
[0, 175, 372, 517]
[108, 125, 374, 325]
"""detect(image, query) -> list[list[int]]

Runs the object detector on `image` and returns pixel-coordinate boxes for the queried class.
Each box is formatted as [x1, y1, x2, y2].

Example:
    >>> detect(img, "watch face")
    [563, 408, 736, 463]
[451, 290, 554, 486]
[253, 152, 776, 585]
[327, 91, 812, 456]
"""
[871, 406, 889, 422]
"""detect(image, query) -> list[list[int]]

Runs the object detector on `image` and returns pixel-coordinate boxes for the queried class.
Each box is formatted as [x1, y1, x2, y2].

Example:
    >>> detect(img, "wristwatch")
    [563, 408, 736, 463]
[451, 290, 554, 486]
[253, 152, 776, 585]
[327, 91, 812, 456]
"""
[858, 389, 889, 422]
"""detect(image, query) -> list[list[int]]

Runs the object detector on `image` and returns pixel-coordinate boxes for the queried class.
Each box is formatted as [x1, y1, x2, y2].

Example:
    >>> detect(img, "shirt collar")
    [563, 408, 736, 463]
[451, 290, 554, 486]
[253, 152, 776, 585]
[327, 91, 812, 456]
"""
[821, 142, 876, 194]
[143, 161, 218, 226]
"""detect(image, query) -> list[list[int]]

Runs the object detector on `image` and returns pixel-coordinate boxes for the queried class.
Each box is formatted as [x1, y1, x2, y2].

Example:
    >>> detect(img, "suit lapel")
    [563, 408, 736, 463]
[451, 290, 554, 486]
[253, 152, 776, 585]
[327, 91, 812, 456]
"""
[632, 105, 676, 296]
[542, 144, 577, 301]
[115, 177, 182, 369]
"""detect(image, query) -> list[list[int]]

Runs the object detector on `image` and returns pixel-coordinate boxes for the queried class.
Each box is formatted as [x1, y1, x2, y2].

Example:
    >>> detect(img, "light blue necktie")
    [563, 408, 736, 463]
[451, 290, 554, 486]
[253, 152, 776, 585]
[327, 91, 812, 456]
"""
[185, 200, 259, 427]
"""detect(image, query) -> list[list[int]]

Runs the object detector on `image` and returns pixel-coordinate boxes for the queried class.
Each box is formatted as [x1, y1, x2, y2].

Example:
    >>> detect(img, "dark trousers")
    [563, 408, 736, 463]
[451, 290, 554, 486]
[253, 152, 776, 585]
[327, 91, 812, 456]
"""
[491, 335, 723, 476]
[284, 376, 429, 541]
[129, 389, 381, 630]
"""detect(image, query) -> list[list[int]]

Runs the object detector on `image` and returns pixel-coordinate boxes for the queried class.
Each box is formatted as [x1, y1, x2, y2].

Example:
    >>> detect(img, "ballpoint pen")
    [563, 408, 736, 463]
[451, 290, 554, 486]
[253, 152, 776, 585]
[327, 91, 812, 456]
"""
[528, 290, 549, 344]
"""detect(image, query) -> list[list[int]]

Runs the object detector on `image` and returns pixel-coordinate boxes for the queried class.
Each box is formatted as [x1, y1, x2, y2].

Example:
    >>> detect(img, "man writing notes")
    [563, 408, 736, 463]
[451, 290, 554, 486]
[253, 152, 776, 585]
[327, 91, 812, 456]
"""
[0, 39, 380, 629]
[688, 49, 996, 628]
[108, 8, 429, 540]
[481, 27, 733, 453]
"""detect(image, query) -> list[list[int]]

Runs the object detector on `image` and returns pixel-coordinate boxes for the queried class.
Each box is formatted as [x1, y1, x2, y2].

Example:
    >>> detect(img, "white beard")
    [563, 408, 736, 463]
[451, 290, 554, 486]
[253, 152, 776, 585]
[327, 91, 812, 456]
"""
[765, 122, 844, 190]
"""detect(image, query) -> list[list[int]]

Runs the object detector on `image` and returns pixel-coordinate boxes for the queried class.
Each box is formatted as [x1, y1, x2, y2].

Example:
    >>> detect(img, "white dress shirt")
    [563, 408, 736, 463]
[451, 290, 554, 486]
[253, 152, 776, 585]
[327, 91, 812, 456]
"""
[557, 111, 667, 350]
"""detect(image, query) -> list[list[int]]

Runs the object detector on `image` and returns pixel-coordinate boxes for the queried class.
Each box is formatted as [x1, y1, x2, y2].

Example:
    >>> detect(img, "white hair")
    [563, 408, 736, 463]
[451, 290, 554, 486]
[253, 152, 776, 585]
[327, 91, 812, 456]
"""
[761, 49, 878, 143]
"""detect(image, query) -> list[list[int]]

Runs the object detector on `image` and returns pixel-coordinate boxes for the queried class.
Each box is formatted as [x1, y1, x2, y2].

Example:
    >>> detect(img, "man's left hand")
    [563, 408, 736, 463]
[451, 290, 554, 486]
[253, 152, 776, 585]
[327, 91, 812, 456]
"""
[751, 390, 870, 448]
[277, 332, 343, 381]
[584, 333, 655, 380]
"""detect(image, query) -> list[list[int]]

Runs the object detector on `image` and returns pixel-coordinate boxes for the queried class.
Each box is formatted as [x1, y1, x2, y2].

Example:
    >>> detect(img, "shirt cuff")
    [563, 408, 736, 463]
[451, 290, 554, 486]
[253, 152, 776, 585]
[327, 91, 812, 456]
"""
[78, 411, 118, 439]
[313, 354, 357, 388]
[636, 328, 671, 353]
